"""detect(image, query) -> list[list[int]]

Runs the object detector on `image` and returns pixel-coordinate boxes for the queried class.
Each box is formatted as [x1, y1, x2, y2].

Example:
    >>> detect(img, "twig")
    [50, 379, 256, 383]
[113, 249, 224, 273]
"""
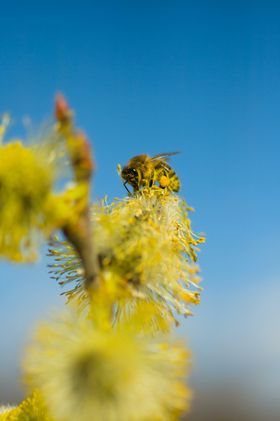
[55, 94, 99, 291]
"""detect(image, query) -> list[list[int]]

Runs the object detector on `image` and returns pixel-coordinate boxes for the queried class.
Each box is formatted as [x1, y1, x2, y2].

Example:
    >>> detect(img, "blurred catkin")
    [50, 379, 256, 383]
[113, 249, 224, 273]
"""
[0, 391, 53, 421]
[24, 304, 191, 421]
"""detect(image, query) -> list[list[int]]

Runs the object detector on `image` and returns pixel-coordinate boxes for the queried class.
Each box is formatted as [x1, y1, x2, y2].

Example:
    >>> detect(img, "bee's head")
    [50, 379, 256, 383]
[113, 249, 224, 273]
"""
[121, 166, 140, 189]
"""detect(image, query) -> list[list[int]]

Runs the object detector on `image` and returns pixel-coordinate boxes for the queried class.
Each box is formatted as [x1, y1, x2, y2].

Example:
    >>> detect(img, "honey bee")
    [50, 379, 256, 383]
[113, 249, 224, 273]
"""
[119, 152, 180, 193]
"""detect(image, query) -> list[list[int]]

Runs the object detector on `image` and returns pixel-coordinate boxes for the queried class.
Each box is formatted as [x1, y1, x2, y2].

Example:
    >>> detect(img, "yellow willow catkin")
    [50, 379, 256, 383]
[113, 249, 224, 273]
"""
[49, 188, 204, 321]
[24, 305, 191, 421]
[0, 390, 54, 421]
[0, 135, 91, 263]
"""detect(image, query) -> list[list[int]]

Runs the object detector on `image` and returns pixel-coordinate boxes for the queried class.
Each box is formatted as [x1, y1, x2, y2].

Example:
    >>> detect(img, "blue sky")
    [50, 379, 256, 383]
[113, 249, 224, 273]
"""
[1, 0, 280, 411]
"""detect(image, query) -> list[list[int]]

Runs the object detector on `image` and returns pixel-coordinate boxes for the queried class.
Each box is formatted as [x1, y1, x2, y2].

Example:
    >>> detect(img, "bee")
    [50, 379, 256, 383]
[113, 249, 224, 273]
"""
[119, 152, 180, 193]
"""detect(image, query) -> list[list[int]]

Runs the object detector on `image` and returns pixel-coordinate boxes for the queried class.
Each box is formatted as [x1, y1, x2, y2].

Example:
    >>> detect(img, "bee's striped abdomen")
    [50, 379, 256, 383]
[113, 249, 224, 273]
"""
[167, 169, 180, 192]
[155, 163, 181, 193]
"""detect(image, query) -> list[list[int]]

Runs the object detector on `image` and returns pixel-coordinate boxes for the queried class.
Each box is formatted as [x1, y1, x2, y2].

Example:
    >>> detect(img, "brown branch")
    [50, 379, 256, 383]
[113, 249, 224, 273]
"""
[55, 94, 99, 291]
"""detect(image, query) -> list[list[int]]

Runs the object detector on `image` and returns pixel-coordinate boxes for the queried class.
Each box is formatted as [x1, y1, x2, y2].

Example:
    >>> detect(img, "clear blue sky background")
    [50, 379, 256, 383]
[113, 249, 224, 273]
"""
[1, 0, 280, 413]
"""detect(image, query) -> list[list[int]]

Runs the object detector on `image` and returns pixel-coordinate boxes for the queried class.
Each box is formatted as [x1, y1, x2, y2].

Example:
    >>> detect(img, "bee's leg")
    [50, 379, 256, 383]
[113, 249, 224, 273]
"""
[123, 181, 132, 195]
[149, 170, 155, 187]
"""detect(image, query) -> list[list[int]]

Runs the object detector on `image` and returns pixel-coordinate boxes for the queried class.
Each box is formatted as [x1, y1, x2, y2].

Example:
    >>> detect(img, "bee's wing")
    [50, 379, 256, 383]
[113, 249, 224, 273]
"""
[151, 152, 180, 162]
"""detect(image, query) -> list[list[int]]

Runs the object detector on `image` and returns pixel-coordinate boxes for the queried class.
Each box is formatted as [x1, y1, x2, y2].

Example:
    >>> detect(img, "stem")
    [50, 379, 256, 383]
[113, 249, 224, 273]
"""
[55, 94, 99, 291]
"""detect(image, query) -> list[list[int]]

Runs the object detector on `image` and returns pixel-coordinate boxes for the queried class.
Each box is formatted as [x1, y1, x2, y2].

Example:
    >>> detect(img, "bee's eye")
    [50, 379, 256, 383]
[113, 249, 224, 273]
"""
[129, 168, 138, 175]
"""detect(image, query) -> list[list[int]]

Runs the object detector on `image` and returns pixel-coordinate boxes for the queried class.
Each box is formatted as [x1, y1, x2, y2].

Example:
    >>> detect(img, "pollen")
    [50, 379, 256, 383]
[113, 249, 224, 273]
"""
[159, 175, 170, 188]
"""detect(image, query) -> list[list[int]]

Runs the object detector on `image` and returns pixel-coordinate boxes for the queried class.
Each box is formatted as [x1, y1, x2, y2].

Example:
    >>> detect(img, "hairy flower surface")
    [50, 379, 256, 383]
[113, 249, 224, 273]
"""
[0, 136, 83, 262]
[24, 307, 191, 421]
[0, 141, 60, 262]
[49, 188, 204, 318]
[0, 406, 13, 421]
[0, 391, 53, 421]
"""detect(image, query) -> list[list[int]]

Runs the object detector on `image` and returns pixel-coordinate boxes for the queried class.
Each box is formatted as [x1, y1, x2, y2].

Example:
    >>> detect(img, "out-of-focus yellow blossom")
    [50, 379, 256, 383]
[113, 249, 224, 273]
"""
[0, 114, 10, 144]
[0, 406, 14, 421]
[49, 188, 204, 319]
[0, 138, 85, 262]
[0, 141, 54, 261]
[0, 390, 53, 421]
[24, 306, 191, 421]
[114, 298, 175, 334]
